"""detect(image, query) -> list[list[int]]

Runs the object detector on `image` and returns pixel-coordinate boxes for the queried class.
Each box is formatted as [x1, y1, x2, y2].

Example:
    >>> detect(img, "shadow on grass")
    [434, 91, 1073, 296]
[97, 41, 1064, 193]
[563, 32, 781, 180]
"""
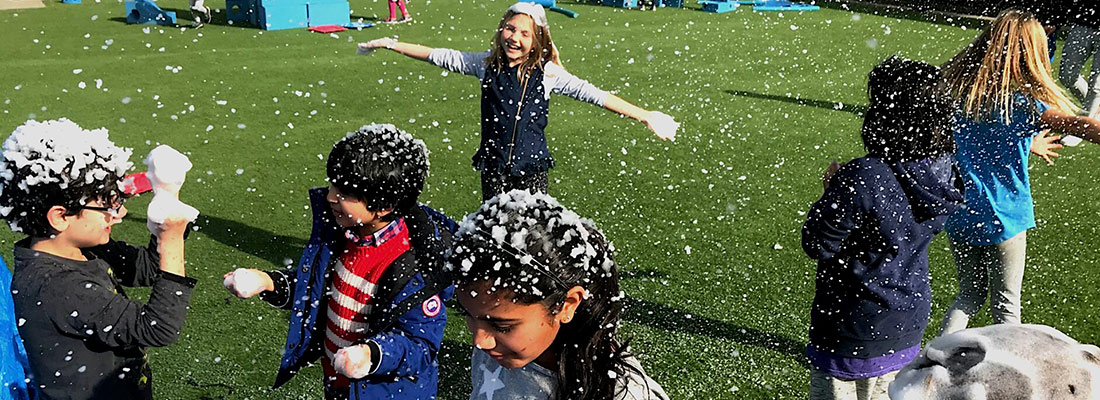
[194, 213, 306, 267]
[620, 267, 808, 368]
[814, 0, 991, 28]
[181, 375, 235, 399]
[349, 15, 380, 22]
[108, 6, 259, 28]
[724, 89, 868, 118]
[622, 297, 810, 368]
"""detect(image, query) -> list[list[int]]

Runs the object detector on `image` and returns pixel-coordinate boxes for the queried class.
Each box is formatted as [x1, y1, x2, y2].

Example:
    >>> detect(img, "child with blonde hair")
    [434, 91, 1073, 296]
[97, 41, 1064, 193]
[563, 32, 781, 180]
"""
[939, 8, 1100, 335]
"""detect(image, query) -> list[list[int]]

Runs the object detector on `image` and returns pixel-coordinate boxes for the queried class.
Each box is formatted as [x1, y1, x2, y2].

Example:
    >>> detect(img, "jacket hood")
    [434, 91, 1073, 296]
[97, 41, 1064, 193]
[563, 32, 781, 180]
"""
[886, 155, 965, 222]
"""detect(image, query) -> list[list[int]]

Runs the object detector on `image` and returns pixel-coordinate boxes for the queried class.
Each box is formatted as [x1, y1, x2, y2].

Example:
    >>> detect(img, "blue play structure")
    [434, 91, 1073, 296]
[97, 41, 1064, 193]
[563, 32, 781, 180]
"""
[601, 0, 635, 8]
[599, 0, 683, 10]
[735, 0, 818, 11]
[225, 0, 351, 30]
[602, 0, 683, 8]
[698, 0, 737, 12]
[520, 0, 580, 18]
[125, 0, 177, 25]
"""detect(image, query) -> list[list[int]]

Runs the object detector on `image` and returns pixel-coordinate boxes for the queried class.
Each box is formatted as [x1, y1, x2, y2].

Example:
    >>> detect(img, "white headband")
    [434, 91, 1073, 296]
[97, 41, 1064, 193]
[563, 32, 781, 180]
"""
[507, 2, 549, 28]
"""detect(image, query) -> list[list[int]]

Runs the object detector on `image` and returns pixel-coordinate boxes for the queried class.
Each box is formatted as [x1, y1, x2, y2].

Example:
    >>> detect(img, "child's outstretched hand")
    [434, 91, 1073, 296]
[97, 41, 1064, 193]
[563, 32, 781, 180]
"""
[357, 38, 397, 55]
[644, 111, 679, 141]
[1030, 130, 1063, 166]
[223, 268, 274, 298]
[334, 344, 373, 379]
[822, 159, 844, 190]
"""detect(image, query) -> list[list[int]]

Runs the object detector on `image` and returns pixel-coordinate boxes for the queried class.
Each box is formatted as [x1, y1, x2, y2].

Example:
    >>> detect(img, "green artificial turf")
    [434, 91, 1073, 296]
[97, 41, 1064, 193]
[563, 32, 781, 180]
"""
[1, 0, 1099, 398]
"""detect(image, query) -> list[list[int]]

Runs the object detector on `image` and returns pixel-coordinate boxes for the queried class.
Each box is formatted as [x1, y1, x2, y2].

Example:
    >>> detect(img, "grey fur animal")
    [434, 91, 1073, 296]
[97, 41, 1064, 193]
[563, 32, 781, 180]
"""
[889, 324, 1100, 400]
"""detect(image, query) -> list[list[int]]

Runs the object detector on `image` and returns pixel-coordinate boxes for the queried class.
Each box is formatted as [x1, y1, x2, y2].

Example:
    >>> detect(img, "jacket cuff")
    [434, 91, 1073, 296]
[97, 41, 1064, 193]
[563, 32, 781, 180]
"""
[367, 340, 382, 375]
[158, 271, 197, 288]
[368, 333, 402, 375]
[259, 270, 290, 308]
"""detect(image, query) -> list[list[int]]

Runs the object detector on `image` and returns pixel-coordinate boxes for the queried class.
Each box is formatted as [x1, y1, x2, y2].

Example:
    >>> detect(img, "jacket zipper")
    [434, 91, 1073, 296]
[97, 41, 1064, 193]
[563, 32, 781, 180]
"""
[504, 71, 532, 167]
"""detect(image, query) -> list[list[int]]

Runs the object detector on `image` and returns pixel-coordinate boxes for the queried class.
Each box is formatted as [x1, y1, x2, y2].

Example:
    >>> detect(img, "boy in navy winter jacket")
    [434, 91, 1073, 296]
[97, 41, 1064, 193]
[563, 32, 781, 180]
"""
[801, 57, 965, 400]
[223, 124, 454, 400]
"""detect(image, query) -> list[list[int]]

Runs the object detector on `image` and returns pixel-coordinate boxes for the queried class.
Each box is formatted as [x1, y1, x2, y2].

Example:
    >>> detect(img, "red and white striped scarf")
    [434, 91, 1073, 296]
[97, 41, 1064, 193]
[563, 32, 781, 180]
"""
[322, 218, 410, 387]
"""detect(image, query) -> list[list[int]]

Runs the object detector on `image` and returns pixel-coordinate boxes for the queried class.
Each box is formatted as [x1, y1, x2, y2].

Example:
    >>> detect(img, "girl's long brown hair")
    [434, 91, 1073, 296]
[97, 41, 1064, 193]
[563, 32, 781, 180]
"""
[941, 8, 1077, 122]
[485, 10, 561, 80]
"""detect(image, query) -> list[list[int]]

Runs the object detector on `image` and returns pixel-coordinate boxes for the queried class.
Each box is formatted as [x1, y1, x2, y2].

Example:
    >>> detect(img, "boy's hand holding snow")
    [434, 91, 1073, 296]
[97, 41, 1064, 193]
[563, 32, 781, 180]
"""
[644, 111, 678, 141]
[223, 268, 274, 298]
[143, 145, 200, 234]
[333, 344, 374, 379]
[152, 216, 190, 240]
[357, 38, 397, 55]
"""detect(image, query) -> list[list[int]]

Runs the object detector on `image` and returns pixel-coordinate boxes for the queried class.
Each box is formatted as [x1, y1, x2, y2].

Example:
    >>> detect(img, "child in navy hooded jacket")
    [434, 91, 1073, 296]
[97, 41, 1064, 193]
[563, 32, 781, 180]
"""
[801, 57, 965, 400]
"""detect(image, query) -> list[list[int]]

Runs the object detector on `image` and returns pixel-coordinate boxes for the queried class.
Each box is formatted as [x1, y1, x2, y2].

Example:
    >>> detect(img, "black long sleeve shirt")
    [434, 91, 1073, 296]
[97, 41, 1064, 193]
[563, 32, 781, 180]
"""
[11, 237, 196, 400]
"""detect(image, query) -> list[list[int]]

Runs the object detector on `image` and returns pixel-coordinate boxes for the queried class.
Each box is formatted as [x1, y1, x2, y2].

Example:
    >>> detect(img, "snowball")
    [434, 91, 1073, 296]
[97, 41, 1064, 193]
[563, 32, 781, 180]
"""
[647, 111, 679, 141]
[142, 145, 199, 230]
[144, 145, 191, 187]
[333, 345, 373, 379]
[223, 268, 265, 298]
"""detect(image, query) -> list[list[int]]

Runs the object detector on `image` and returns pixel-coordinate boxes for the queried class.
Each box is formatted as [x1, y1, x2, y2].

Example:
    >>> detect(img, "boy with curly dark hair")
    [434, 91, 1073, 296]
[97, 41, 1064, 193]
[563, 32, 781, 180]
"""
[223, 124, 454, 400]
[1, 119, 196, 400]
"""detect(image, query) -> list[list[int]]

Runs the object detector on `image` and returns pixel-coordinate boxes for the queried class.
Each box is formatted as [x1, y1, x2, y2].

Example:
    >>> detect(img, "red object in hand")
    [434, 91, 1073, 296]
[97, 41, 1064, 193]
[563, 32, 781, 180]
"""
[308, 25, 347, 33]
[122, 172, 153, 195]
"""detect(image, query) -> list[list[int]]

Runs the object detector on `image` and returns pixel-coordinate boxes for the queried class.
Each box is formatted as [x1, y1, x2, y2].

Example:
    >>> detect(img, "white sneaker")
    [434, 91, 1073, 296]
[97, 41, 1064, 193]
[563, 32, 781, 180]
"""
[1062, 135, 1083, 147]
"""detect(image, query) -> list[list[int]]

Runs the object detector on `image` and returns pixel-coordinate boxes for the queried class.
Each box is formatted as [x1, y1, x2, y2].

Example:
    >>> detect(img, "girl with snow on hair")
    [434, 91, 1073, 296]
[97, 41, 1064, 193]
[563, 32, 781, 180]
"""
[357, 3, 679, 201]
[447, 189, 668, 400]
[938, 9, 1100, 335]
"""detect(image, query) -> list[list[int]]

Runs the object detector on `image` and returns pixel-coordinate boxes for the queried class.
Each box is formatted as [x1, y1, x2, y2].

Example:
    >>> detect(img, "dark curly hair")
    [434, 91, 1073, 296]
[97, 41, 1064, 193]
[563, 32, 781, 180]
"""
[325, 124, 429, 222]
[0, 119, 131, 237]
[447, 190, 643, 400]
[861, 56, 957, 163]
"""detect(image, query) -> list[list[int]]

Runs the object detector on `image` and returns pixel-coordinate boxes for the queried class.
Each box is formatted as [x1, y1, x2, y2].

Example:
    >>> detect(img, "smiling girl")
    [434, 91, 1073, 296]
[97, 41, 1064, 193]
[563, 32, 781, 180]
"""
[358, 3, 678, 201]
[446, 189, 668, 400]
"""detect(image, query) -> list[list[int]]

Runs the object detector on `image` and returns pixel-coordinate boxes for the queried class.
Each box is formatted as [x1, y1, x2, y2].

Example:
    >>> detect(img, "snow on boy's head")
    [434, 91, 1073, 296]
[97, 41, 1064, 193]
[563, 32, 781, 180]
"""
[0, 119, 132, 236]
[448, 189, 617, 302]
[326, 123, 429, 218]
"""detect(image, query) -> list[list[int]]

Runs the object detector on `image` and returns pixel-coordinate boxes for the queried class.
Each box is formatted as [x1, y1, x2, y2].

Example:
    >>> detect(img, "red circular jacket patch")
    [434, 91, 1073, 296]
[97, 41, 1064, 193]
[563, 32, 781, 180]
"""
[422, 295, 442, 317]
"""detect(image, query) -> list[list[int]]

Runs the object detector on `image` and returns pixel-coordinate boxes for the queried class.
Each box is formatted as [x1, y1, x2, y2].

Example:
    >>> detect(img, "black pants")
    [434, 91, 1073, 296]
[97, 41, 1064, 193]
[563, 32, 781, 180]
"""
[480, 169, 549, 201]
